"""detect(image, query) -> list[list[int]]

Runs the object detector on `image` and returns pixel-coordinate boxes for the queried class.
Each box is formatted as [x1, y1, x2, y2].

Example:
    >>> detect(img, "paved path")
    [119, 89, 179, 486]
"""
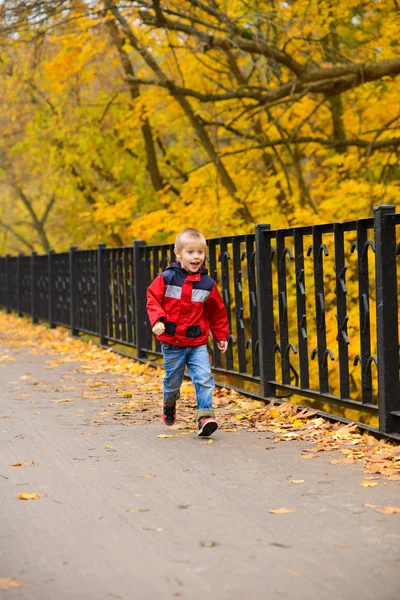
[1, 340, 400, 600]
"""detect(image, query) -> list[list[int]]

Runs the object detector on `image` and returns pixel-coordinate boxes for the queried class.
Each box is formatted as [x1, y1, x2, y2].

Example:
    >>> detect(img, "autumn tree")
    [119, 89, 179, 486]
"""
[0, 0, 399, 252]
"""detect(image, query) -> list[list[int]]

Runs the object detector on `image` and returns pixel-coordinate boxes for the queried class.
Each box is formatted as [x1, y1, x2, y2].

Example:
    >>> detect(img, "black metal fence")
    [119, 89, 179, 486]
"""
[1, 204, 400, 436]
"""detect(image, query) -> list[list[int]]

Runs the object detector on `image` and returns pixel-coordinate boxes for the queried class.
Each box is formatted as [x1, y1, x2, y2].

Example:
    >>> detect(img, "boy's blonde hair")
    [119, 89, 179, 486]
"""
[175, 228, 207, 251]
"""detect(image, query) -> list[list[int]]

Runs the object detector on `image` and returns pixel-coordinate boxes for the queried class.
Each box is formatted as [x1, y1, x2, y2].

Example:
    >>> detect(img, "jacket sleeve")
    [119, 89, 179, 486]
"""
[146, 274, 167, 327]
[205, 282, 230, 341]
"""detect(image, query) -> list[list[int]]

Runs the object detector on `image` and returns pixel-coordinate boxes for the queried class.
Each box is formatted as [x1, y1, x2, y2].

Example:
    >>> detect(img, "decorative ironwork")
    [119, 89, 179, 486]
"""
[52, 253, 70, 326]
[19, 256, 31, 316]
[33, 256, 49, 321]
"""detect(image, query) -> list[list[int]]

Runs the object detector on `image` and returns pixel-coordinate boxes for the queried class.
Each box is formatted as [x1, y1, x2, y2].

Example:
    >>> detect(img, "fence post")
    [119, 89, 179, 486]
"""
[133, 239, 147, 359]
[374, 204, 400, 433]
[69, 246, 78, 336]
[48, 249, 55, 328]
[255, 223, 276, 398]
[17, 253, 22, 316]
[31, 251, 38, 323]
[97, 243, 108, 346]
[5, 254, 11, 314]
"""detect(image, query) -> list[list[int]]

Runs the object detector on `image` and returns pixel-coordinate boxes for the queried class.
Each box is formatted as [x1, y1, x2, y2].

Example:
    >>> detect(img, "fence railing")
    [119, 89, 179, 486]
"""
[1, 204, 399, 437]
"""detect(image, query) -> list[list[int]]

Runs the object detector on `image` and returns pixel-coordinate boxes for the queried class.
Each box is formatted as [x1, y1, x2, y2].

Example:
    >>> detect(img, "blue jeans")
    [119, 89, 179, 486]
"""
[161, 343, 215, 419]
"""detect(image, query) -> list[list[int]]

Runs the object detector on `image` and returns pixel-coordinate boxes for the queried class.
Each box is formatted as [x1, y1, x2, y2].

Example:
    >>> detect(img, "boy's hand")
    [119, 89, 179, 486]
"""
[217, 340, 228, 353]
[152, 321, 165, 336]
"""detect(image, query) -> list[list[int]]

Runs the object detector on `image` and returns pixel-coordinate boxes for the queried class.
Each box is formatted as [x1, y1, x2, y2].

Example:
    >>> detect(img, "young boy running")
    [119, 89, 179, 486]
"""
[146, 228, 229, 437]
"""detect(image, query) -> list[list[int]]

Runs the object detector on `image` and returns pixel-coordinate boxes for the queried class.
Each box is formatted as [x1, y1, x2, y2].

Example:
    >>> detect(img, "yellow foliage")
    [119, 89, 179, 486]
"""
[0, 0, 399, 255]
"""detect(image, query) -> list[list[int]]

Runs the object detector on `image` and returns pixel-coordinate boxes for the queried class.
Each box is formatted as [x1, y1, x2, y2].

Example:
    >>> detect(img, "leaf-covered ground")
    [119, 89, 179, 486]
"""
[1, 311, 399, 493]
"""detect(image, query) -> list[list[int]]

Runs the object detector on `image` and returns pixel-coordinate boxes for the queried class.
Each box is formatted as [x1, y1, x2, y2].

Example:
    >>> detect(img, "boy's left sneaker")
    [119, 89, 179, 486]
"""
[197, 417, 218, 437]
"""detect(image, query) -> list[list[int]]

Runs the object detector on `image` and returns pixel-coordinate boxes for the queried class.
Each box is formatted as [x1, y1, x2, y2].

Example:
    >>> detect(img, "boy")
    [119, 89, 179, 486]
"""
[146, 228, 229, 437]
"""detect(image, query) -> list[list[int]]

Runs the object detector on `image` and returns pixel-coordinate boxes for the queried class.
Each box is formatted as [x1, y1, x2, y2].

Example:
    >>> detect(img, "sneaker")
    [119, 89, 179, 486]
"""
[162, 401, 176, 426]
[197, 417, 218, 437]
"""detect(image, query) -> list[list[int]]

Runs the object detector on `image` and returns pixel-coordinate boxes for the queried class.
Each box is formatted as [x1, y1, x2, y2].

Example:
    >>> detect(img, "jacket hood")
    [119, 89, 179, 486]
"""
[165, 262, 209, 276]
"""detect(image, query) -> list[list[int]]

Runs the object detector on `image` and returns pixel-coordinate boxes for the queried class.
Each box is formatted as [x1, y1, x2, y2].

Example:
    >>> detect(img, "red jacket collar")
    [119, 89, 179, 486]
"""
[185, 273, 201, 282]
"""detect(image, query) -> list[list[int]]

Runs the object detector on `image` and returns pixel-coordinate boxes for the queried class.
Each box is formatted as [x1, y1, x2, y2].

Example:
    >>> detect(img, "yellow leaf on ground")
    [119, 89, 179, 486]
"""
[11, 461, 37, 467]
[289, 480, 305, 484]
[200, 439, 214, 444]
[376, 506, 400, 514]
[181, 383, 194, 394]
[0, 578, 29, 589]
[18, 492, 43, 500]
[293, 420, 304, 428]
[223, 428, 237, 432]
[0, 356, 16, 362]
[144, 474, 155, 478]
[157, 434, 175, 438]
[360, 481, 378, 487]
[200, 541, 218, 547]
[269, 408, 280, 418]
[269, 508, 296, 515]
[52, 399, 72, 403]
[364, 503, 378, 508]
[105, 445, 113, 449]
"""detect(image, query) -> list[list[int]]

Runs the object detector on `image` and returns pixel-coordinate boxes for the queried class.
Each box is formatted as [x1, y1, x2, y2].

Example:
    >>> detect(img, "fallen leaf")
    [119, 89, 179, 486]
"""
[364, 503, 378, 508]
[200, 439, 214, 444]
[200, 541, 219, 547]
[360, 481, 378, 487]
[52, 399, 72, 403]
[127, 508, 138, 513]
[0, 578, 29, 589]
[181, 383, 194, 394]
[296, 409, 319, 419]
[11, 461, 37, 467]
[269, 508, 296, 515]
[376, 506, 400, 514]
[105, 445, 113, 449]
[289, 480, 305, 484]
[223, 428, 237, 432]
[143, 474, 155, 478]
[157, 434, 175, 438]
[269, 408, 280, 418]
[18, 492, 43, 500]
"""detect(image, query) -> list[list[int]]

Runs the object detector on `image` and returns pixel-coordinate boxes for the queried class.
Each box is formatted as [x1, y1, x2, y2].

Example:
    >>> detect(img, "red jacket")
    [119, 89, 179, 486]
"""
[146, 263, 230, 347]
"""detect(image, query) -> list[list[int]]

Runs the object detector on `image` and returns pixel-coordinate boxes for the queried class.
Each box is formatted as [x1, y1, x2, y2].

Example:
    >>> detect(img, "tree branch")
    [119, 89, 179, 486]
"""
[0, 220, 35, 252]
[139, 9, 305, 76]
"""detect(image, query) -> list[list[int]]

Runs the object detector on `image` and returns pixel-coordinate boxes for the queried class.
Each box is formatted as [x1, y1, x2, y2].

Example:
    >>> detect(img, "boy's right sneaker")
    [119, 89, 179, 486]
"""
[162, 401, 176, 426]
[197, 417, 218, 437]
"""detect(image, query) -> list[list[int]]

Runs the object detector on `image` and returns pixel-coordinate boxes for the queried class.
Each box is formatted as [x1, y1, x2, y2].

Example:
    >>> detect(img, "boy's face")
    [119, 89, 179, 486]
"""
[175, 235, 206, 274]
